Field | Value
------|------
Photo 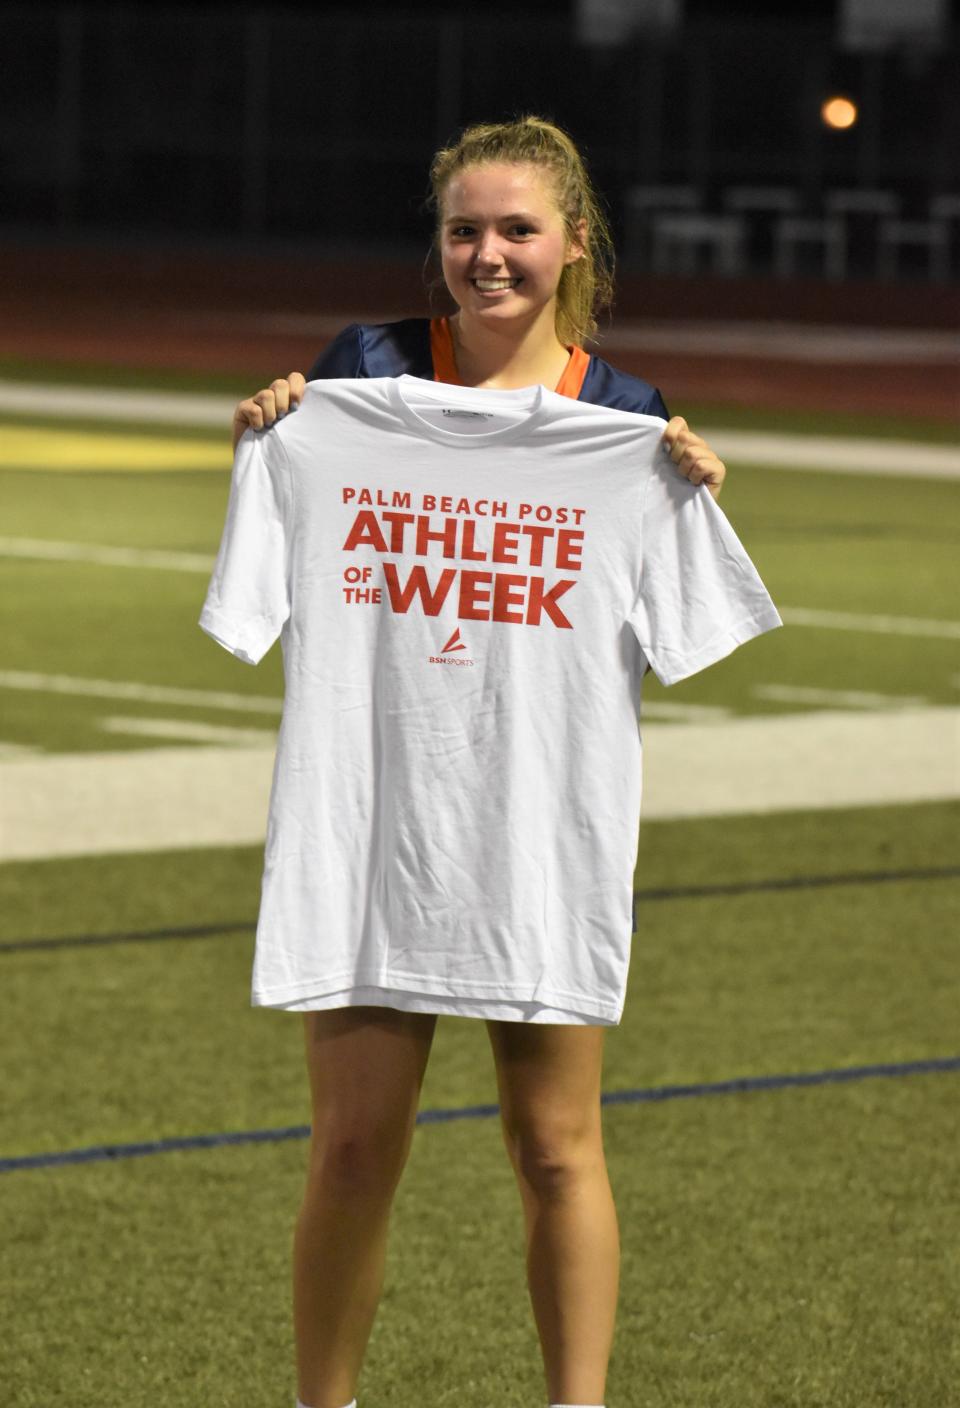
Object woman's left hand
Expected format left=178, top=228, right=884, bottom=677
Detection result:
left=660, top=417, right=726, bottom=501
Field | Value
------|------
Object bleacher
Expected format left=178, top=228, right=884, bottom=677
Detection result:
left=623, top=184, right=960, bottom=281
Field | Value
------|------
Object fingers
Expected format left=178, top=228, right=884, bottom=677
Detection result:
left=260, top=375, right=306, bottom=420
left=683, top=451, right=722, bottom=486
left=660, top=416, right=726, bottom=499
left=662, top=416, right=707, bottom=468
left=679, top=449, right=726, bottom=497
left=660, top=416, right=688, bottom=462
left=232, top=375, right=306, bottom=449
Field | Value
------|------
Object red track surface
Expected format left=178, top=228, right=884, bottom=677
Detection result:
left=3, top=241, right=958, bottom=421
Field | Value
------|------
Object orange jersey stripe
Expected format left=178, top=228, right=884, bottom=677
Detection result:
left=554, top=343, right=590, bottom=399
left=430, top=316, right=590, bottom=399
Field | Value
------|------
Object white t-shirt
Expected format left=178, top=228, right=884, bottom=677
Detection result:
left=199, top=374, right=781, bottom=1025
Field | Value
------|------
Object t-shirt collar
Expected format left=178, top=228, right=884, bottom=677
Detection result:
left=387, top=373, right=552, bottom=448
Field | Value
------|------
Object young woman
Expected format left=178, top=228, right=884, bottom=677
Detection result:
left=232, top=117, right=732, bottom=1408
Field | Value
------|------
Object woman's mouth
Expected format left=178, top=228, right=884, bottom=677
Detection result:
left=471, top=278, right=521, bottom=294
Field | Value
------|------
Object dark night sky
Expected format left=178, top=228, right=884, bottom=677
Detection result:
left=4, top=0, right=848, bottom=13
left=18, top=0, right=960, bottom=20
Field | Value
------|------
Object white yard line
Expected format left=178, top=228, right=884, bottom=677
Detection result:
left=4, top=538, right=960, bottom=639
left=693, top=431, right=960, bottom=478
left=97, top=716, right=278, bottom=746
left=0, top=671, right=940, bottom=728
left=640, top=706, right=960, bottom=821
left=0, top=742, right=44, bottom=760
left=0, top=669, right=280, bottom=714
left=0, top=672, right=725, bottom=730
left=1, top=380, right=958, bottom=477
left=0, top=537, right=215, bottom=572
left=0, top=382, right=232, bottom=427
left=1, top=706, right=957, bottom=861
left=752, top=685, right=930, bottom=710
left=777, top=607, right=960, bottom=640
left=637, top=701, right=732, bottom=722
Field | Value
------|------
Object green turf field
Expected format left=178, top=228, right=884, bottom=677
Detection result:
left=1, top=365, right=958, bottom=1408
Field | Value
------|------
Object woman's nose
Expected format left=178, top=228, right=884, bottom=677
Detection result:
left=474, top=233, right=506, bottom=266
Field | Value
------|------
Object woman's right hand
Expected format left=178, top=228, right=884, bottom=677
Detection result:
left=232, top=372, right=306, bottom=451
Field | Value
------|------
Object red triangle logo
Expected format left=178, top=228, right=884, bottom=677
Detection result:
left=440, top=627, right=467, bottom=654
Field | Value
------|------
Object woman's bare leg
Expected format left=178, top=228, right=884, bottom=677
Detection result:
left=487, top=1019, right=614, bottom=1405
left=293, top=1005, right=438, bottom=1407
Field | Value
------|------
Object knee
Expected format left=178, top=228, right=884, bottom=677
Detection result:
left=309, top=1121, right=412, bottom=1194
left=506, top=1121, right=606, bottom=1192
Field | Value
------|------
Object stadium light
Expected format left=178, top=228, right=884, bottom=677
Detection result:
left=821, top=96, right=859, bottom=130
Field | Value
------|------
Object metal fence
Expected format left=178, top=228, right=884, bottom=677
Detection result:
left=5, top=6, right=959, bottom=279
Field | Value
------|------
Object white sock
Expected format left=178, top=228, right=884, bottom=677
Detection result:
left=549, top=1403, right=605, bottom=1407
left=296, top=1399, right=356, bottom=1408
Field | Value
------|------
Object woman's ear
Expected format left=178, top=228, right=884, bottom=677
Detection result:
left=566, top=217, right=588, bottom=264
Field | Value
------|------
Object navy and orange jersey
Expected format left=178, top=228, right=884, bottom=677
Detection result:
left=304, top=316, right=670, bottom=419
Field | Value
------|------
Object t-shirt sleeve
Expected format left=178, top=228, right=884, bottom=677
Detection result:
left=628, top=457, right=782, bottom=687
left=305, top=323, right=364, bottom=381
left=198, top=427, right=293, bottom=666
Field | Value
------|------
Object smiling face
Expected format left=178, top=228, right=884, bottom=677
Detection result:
left=438, top=162, right=585, bottom=335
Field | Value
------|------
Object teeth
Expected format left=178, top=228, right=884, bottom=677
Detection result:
left=475, top=279, right=518, bottom=289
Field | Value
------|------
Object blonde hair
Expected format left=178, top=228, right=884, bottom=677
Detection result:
left=424, top=114, right=616, bottom=349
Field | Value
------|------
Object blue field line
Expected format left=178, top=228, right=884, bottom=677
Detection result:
left=2, top=1055, right=958, bottom=1176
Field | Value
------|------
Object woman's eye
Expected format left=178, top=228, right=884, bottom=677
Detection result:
left=449, top=225, right=534, bottom=237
